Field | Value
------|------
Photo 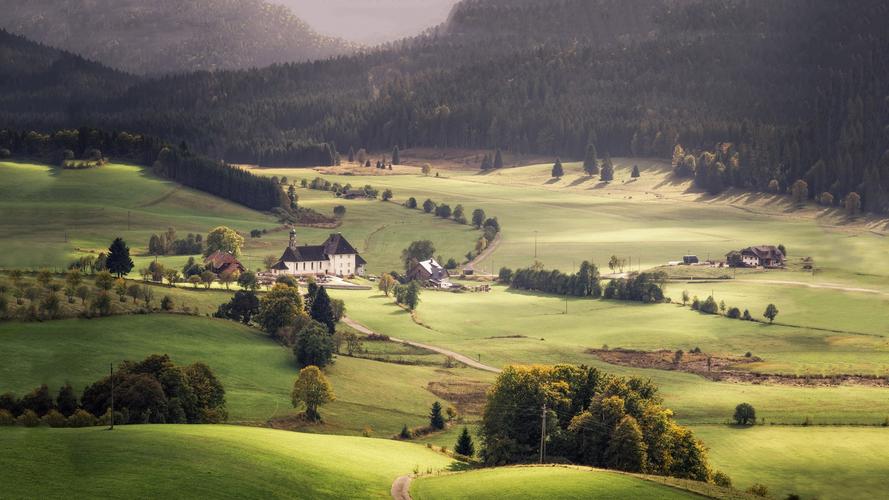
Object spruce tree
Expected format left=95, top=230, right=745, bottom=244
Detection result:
left=348, top=147, right=355, bottom=163
left=551, top=158, right=564, bottom=178
left=600, top=156, right=614, bottom=182
left=480, top=154, right=492, bottom=171
left=455, top=426, right=475, bottom=457
left=583, top=143, right=599, bottom=176
left=392, top=145, right=401, bottom=165
left=106, top=238, right=134, bottom=277
left=429, top=401, right=445, bottom=430
left=493, top=148, right=504, bottom=169
left=631, top=165, right=640, bottom=178
left=310, top=286, right=336, bottom=333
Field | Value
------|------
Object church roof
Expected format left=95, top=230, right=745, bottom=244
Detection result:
left=278, top=233, right=364, bottom=264
left=323, top=233, right=358, bottom=256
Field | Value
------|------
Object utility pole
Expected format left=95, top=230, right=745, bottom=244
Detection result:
left=109, top=363, right=115, bottom=431
left=539, top=403, right=547, bottom=464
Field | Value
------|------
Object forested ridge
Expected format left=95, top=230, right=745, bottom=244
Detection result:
left=0, top=0, right=355, bottom=75
left=1, top=0, right=888, bottom=211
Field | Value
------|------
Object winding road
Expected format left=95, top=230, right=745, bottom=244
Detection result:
left=341, top=317, right=501, bottom=373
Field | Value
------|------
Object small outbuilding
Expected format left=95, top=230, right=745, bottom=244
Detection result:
left=204, top=251, right=246, bottom=275
left=682, top=255, right=700, bottom=265
left=407, top=258, right=450, bottom=284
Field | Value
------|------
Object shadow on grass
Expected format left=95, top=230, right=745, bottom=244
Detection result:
left=446, top=461, right=479, bottom=472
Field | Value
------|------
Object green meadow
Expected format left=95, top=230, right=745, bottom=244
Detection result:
left=0, top=425, right=454, bottom=499
left=694, top=425, right=889, bottom=500
left=0, top=315, right=492, bottom=435
left=0, top=161, right=477, bottom=274
left=411, top=466, right=702, bottom=500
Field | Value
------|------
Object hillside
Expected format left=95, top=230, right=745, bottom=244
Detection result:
left=0, top=0, right=354, bottom=75
left=0, top=425, right=453, bottom=499
left=2, top=0, right=887, bottom=212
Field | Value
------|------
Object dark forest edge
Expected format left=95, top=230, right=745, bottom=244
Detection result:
left=0, top=128, right=288, bottom=212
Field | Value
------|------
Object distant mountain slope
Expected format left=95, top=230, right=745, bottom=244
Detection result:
left=0, top=0, right=356, bottom=74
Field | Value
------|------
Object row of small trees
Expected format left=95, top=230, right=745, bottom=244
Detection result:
left=682, top=291, right=779, bottom=323
left=403, top=201, right=501, bottom=260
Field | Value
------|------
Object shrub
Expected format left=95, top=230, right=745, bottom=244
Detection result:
left=67, top=409, right=97, bottom=428
left=42, top=409, right=67, bottom=427
left=734, top=403, right=756, bottom=425
left=399, top=424, right=412, bottom=439
left=161, top=295, right=174, bottom=311
left=726, top=307, right=741, bottom=319
left=17, top=409, right=40, bottom=427
left=747, top=483, right=769, bottom=497
left=712, top=470, right=732, bottom=487
left=0, top=409, right=14, bottom=426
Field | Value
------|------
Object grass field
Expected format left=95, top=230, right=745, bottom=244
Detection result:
left=411, top=466, right=702, bottom=500
left=0, top=315, right=493, bottom=434
left=0, top=161, right=477, bottom=274
left=0, top=425, right=454, bottom=499
left=332, top=287, right=889, bottom=424
left=694, top=425, right=889, bottom=499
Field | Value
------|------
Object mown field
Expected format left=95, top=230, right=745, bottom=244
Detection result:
left=0, top=161, right=477, bottom=274
left=0, top=425, right=454, bottom=499
left=411, top=466, right=704, bottom=500
left=0, top=314, right=492, bottom=435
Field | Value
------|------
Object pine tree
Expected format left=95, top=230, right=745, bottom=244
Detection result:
left=429, top=401, right=445, bottom=430
left=347, top=147, right=355, bottom=163
left=480, top=154, right=492, bottom=171
left=392, top=145, right=401, bottom=165
left=551, top=158, right=564, bottom=178
left=583, top=143, right=599, bottom=176
left=455, top=426, right=475, bottom=457
left=106, top=237, right=134, bottom=277
left=310, top=286, right=336, bottom=333
left=493, top=148, right=504, bottom=169
left=631, top=165, right=640, bottom=178
left=600, top=156, right=614, bottom=182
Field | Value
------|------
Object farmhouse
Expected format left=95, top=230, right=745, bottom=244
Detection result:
left=730, top=245, right=786, bottom=268
left=407, top=258, right=450, bottom=285
left=271, top=229, right=366, bottom=277
left=204, top=251, right=245, bottom=275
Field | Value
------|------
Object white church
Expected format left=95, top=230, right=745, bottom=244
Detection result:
left=271, top=229, right=366, bottom=277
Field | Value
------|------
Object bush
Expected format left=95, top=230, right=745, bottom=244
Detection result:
left=0, top=409, right=14, bottom=426
left=42, top=409, right=67, bottom=427
left=747, top=483, right=769, bottom=497
left=17, top=409, right=40, bottom=427
left=733, top=402, right=756, bottom=425
left=712, top=470, right=732, bottom=487
left=726, top=307, right=741, bottom=319
left=161, top=295, right=174, bottom=311
left=67, top=409, right=97, bottom=428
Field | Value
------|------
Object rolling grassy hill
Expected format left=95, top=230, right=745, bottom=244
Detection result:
left=411, top=466, right=706, bottom=500
left=0, top=425, right=454, bottom=499
left=0, top=314, right=493, bottom=434
left=0, top=161, right=478, bottom=274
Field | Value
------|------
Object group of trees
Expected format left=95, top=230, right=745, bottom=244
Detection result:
left=603, top=272, right=668, bottom=303
left=0, top=354, right=226, bottom=426
left=479, top=149, right=504, bottom=171
left=148, top=228, right=203, bottom=256
left=217, top=279, right=344, bottom=368
left=480, top=365, right=717, bottom=482
left=505, top=261, right=602, bottom=298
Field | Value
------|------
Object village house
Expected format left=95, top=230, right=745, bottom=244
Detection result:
left=407, top=258, right=450, bottom=286
left=271, top=229, right=366, bottom=277
left=203, top=251, right=246, bottom=275
left=729, top=245, right=786, bottom=268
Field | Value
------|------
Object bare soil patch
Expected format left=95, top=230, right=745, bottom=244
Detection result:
left=588, top=348, right=889, bottom=388
left=427, top=379, right=490, bottom=416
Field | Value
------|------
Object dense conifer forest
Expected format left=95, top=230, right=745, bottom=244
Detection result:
left=1, top=0, right=888, bottom=211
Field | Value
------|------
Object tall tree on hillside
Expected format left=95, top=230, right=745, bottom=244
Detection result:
left=471, top=209, right=486, bottom=229
left=583, top=143, right=599, bottom=176
left=392, top=145, right=401, bottom=165
left=429, top=401, right=445, bottom=430
left=480, top=154, right=492, bottom=171
left=402, top=240, right=436, bottom=272
left=551, top=158, right=564, bottom=178
left=347, top=147, right=355, bottom=163
left=455, top=426, right=475, bottom=457
left=631, top=165, right=640, bottom=178
left=291, top=366, right=335, bottom=422
left=205, top=226, right=244, bottom=257
left=494, top=148, right=504, bottom=169
left=288, top=185, right=298, bottom=210
left=310, top=286, right=336, bottom=334
left=106, top=238, right=134, bottom=278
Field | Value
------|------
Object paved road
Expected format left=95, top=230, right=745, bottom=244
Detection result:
left=342, top=317, right=501, bottom=373
left=391, top=475, right=412, bottom=500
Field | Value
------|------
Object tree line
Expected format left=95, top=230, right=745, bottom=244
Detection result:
left=0, top=354, right=226, bottom=426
